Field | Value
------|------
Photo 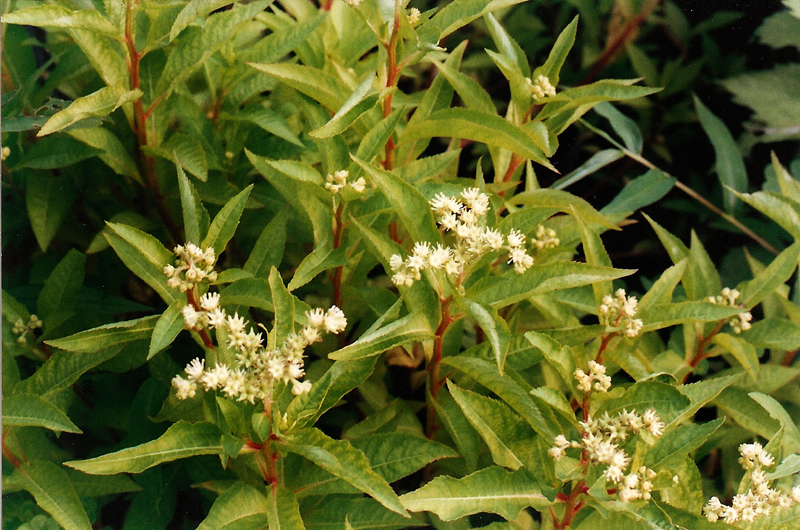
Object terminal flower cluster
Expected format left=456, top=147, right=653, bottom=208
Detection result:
left=12, top=314, right=42, bottom=345
left=708, top=287, right=753, bottom=334
left=574, top=360, right=611, bottom=393
left=600, top=288, right=643, bottom=338
left=325, top=169, right=366, bottom=195
left=528, top=74, right=557, bottom=102
left=389, top=188, right=556, bottom=286
left=163, top=243, right=217, bottom=292
left=704, top=442, right=800, bottom=523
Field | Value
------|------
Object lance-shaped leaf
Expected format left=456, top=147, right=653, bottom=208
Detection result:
left=176, top=158, right=210, bottom=245
left=598, top=380, right=689, bottom=425
left=281, top=427, right=407, bottom=516
left=267, top=486, right=305, bottom=530
left=468, top=262, right=634, bottom=308
left=734, top=190, right=800, bottom=239
left=737, top=242, right=800, bottom=309
left=3, top=393, right=81, bottom=433
left=644, top=418, right=723, bottom=471
left=3, top=5, right=120, bottom=38
left=602, top=169, right=676, bottom=216
left=766, top=454, right=800, bottom=482
left=432, top=386, right=481, bottom=473
left=64, top=469, right=141, bottom=497
left=269, top=267, right=295, bottom=345
left=745, top=319, right=800, bottom=351
left=66, top=421, right=224, bottom=475
left=330, top=312, right=433, bottom=361
left=638, top=259, right=687, bottom=312
left=442, top=356, right=554, bottom=439
left=749, top=392, right=800, bottom=453
left=148, top=301, right=185, bottom=359
left=13, top=348, right=121, bottom=399
left=201, top=184, right=253, bottom=255
left=459, top=298, right=511, bottom=374
left=25, top=172, right=78, bottom=251
left=105, top=222, right=177, bottom=304
left=244, top=212, right=288, bottom=279
left=7, top=460, right=92, bottom=530
left=170, top=0, right=235, bottom=41
left=533, top=16, right=578, bottom=87
left=37, top=248, right=85, bottom=321
left=354, top=433, right=458, bottom=483
left=311, top=74, right=378, bottom=138
left=550, top=149, right=624, bottom=190
left=432, top=58, right=495, bottom=114
left=248, top=62, right=347, bottom=111
left=448, top=382, right=534, bottom=470
left=304, top=498, right=423, bottom=530
left=287, top=244, right=346, bottom=292
left=156, top=0, right=273, bottom=99
left=47, top=315, right=159, bottom=352
left=712, top=333, right=759, bottom=382
left=401, top=108, right=555, bottom=170
left=225, top=107, right=304, bottom=147
left=352, top=157, right=440, bottom=245
left=639, top=301, right=743, bottom=332
left=68, top=127, right=141, bottom=183
left=196, top=482, right=269, bottom=530
left=350, top=106, right=406, bottom=171
left=594, top=101, right=643, bottom=154
left=38, top=84, right=141, bottom=136
left=400, top=466, right=548, bottom=521
left=510, top=188, right=619, bottom=230
left=669, top=373, right=742, bottom=429
left=421, top=0, right=525, bottom=41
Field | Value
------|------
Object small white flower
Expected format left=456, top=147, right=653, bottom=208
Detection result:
left=324, top=306, right=347, bottom=334
left=200, top=292, right=220, bottom=311
left=185, top=358, right=205, bottom=381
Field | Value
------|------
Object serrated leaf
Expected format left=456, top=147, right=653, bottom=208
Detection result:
left=248, top=62, right=347, bottom=111
left=170, top=0, right=233, bottom=41
left=105, top=222, right=177, bottom=304
left=3, top=5, right=119, bottom=38
left=46, top=315, right=158, bottom=352
left=459, top=299, right=511, bottom=374
left=244, top=212, right=288, bottom=278
left=352, top=433, right=458, bottom=483
left=712, top=333, right=759, bottom=382
left=282, top=428, right=407, bottom=516
left=161, top=133, right=208, bottom=182
left=602, top=169, right=676, bottom=216
left=721, top=64, right=800, bottom=137
left=421, top=0, right=525, bottom=41
left=269, top=267, right=295, bottom=345
left=14, top=347, right=120, bottom=400
left=3, top=393, right=81, bottom=433
left=749, top=392, right=800, bottom=453
left=329, top=312, right=433, bottom=361
left=598, top=380, right=689, bottom=425
left=68, top=127, right=141, bottom=183
left=714, top=387, right=780, bottom=440
left=17, top=135, right=102, bottom=170
left=432, top=58, right=495, bottom=114
left=638, top=259, right=687, bottom=312
left=148, top=301, right=185, bottom=359
left=10, top=460, right=92, bottom=530
left=639, top=301, right=743, bottom=332
left=744, top=319, right=800, bottom=351
left=468, top=262, right=634, bottom=308
left=433, top=386, right=480, bottom=473
left=65, top=421, right=224, bottom=475
left=287, top=244, right=346, bottom=292
left=400, top=466, right=547, bottom=521
left=196, top=482, right=269, bottom=530
left=766, top=454, right=800, bottom=481
left=443, top=356, right=554, bottom=439
left=267, top=486, right=305, bottom=530
left=201, top=184, right=253, bottom=255
left=25, top=173, right=78, bottom=252
left=738, top=242, right=800, bottom=309
left=401, top=108, right=555, bottom=170
left=533, top=15, right=577, bottom=87
left=304, top=497, right=422, bottom=530
left=37, top=249, right=85, bottom=321
left=176, top=158, right=211, bottom=245
left=734, top=190, right=800, bottom=239
left=644, top=418, right=723, bottom=470
left=38, top=84, right=141, bottom=136
left=227, top=107, right=304, bottom=147
left=510, top=188, right=619, bottom=230
left=311, top=74, right=378, bottom=138
left=669, top=374, right=742, bottom=429
left=351, top=105, right=406, bottom=169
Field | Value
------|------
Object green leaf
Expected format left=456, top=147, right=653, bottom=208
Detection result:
left=269, top=267, right=295, bottom=345
left=443, top=356, right=554, bottom=439
left=352, top=157, right=440, bottom=244
left=534, top=15, right=578, bottom=87
left=448, top=382, right=532, bottom=470
left=157, top=0, right=273, bottom=100
left=574, top=211, right=612, bottom=306
left=38, top=85, right=141, bottom=136
left=638, top=259, right=687, bottom=312
left=161, top=133, right=208, bottom=182
left=220, top=277, right=273, bottom=311
left=433, top=386, right=481, bottom=473
left=17, top=135, right=102, bottom=170
left=738, top=242, right=800, bottom=309
left=46, top=315, right=159, bottom=352
left=105, top=222, right=177, bottom=304
left=201, top=184, right=253, bottom=255
left=749, top=392, right=800, bottom=453
left=148, top=301, right=185, bottom=359
left=484, top=13, right=529, bottom=77
left=639, top=301, right=743, bottom=332
left=2, top=5, right=119, bottom=38
left=196, top=482, right=269, bottom=530
left=267, top=486, right=305, bottom=530
left=65, top=421, right=224, bottom=475
left=715, top=387, right=780, bottom=440
left=400, top=466, right=548, bottom=521
left=3, top=393, right=81, bottom=433
left=510, top=189, right=619, bottom=230
left=37, top=249, right=85, bottom=321
left=550, top=149, right=624, bottom=190
left=593, top=101, right=643, bottom=154
left=432, top=58, right=496, bottom=114
left=468, top=262, right=634, bottom=308
left=287, top=244, right=346, bottom=292
left=281, top=427, right=407, bottom=516
left=744, top=318, right=800, bottom=351
left=644, top=418, right=723, bottom=470
left=304, top=498, right=421, bottom=530
left=176, top=158, right=211, bottom=245
left=248, top=62, right=347, bottom=112
left=735, top=190, right=800, bottom=239
left=458, top=299, right=511, bottom=374
left=602, top=170, right=676, bottom=216
left=766, top=454, right=800, bottom=481
left=329, top=312, right=433, bottom=361
left=353, top=433, right=458, bottom=483
left=170, top=0, right=234, bottom=41
left=310, top=74, right=378, bottom=138
left=598, top=380, right=690, bottom=425
left=9, top=460, right=92, bottom=530
left=68, top=127, right=141, bottom=183
left=422, top=0, right=525, bottom=40
left=671, top=373, right=742, bottom=428
left=401, top=108, right=555, bottom=170
left=25, top=173, right=78, bottom=251
left=244, top=212, right=288, bottom=278
left=226, top=107, right=304, bottom=147
left=13, top=348, right=121, bottom=399
left=239, top=12, right=326, bottom=65
left=712, top=333, right=759, bottom=382
left=525, top=332, right=575, bottom=388
left=351, top=105, right=406, bottom=168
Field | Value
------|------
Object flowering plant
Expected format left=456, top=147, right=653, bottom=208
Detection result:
left=3, top=1, right=800, bottom=529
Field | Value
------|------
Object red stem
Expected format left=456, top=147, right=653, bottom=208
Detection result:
left=2, top=430, right=22, bottom=469
left=426, top=297, right=452, bottom=439
left=381, top=1, right=401, bottom=170
left=681, top=320, right=726, bottom=384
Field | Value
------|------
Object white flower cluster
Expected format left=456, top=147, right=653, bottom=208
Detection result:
left=172, top=299, right=347, bottom=403
left=704, top=442, right=800, bottom=524
left=708, top=287, right=753, bottom=334
left=549, top=406, right=665, bottom=499
left=528, top=74, right=557, bottom=102
left=163, top=243, right=217, bottom=292
left=1, top=146, right=11, bottom=161
left=407, top=7, right=420, bottom=25
left=12, top=314, right=42, bottom=345
left=325, top=170, right=366, bottom=195
left=389, top=188, right=553, bottom=286
left=575, top=360, right=612, bottom=393
left=600, top=289, right=643, bottom=338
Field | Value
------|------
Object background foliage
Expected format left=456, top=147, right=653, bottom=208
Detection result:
left=2, top=0, right=800, bottom=529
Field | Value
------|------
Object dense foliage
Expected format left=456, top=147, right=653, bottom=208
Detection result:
left=2, top=1, right=800, bottom=529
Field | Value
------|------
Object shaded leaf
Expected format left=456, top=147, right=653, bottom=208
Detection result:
left=3, top=393, right=81, bottom=433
